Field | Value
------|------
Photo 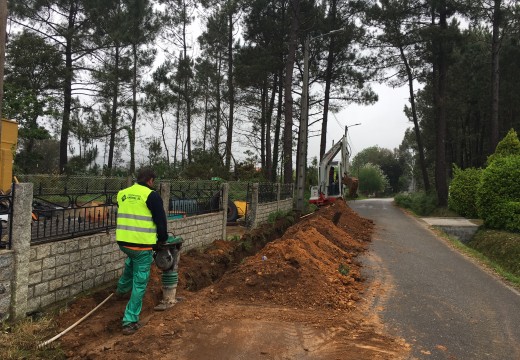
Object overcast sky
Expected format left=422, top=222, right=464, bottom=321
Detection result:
left=307, top=83, right=412, bottom=162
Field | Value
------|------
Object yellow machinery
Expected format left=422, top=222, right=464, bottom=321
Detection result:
left=0, top=119, right=17, bottom=192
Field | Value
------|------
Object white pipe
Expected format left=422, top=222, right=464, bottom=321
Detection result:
left=38, top=292, right=114, bottom=348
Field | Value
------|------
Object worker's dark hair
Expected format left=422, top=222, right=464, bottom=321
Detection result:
left=136, top=167, right=157, bottom=183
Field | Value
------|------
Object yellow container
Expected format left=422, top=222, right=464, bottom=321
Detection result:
left=234, top=200, right=247, bottom=217
left=1, top=119, right=18, bottom=192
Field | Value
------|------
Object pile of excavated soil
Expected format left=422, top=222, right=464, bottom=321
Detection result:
left=52, top=199, right=409, bottom=360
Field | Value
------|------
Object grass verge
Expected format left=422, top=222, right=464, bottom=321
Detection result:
left=0, top=317, right=65, bottom=360
left=434, top=228, right=520, bottom=289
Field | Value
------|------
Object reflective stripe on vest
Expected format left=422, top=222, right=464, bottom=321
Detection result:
left=116, top=183, right=157, bottom=245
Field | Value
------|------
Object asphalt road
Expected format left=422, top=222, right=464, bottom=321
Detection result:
left=351, top=198, right=520, bottom=360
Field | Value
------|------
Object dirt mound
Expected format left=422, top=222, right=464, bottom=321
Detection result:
left=210, top=218, right=364, bottom=310
left=53, top=199, right=408, bottom=359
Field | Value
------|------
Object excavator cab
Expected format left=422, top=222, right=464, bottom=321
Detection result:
left=309, top=126, right=358, bottom=206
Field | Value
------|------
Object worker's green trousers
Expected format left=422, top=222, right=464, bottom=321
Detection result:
left=116, top=246, right=154, bottom=325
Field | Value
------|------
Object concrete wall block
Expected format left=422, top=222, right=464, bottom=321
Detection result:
left=95, top=266, right=106, bottom=276
left=42, top=268, right=56, bottom=282
left=92, top=255, right=101, bottom=267
left=27, top=297, right=41, bottom=312
left=81, top=248, right=92, bottom=259
left=52, top=242, right=66, bottom=255
left=81, top=258, right=92, bottom=270
left=56, top=264, right=70, bottom=278
left=34, top=282, right=48, bottom=297
left=28, top=272, right=42, bottom=286
left=0, top=292, right=10, bottom=314
left=101, top=244, right=113, bottom=254
left=70, top=261, right=81, bottom=273
left=79, top=239, right=90, bottom=250
left=91, top=246, right=102, bottom=257
left=83, top=278, right=94, bottom=290
left=74, top=271, right=85, bottom=283
left=49, top=278, right=63, bottom=292
left=102, top=234, right=113, bottom=245
left=29, top=259, right=42, bottom=274
left=25, top=286, right=34, bottom=300
left=62, top=274, right=75, bottom=287
left=0, top=252, right=13, bottom=271
left=0, top=281, right=9, bottom=295
left=70, top=251, right=81, bottom=264
left=101, top=253, right=111, bottom=264
left=71, top=282, right=83, bottom=297
left=65, top=241, right=79, bottom=253
left=41, top=292, right=56, bottom=308
left=56, top=254, right=70, bottom=266
left=42, top=256, right=56, bottom=270
left=85, top=269, right=96, bottom=280
left=56, top=288, right=70, bottom=302
left=94, top=275, right=104, bottom=287
left=30, top=248, right=37, bottom=261
left=90, top=237, right=101, bottom=248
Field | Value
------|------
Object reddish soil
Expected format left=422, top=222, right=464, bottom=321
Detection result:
left=56, top=199, right=409, bottom=359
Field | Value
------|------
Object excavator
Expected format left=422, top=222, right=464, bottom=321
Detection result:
left=309, top=126, right=358, bottom=206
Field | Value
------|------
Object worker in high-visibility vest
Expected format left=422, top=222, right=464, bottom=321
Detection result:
left=115, top=167, right=168, bottom=335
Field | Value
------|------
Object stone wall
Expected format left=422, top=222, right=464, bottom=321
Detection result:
left=168, top=211, right=225, bottom=252
left=0, top=251, right=14, bottom=321
left=25, top=210, right=225, bottom=313
left=27, top=233, right=124, bottom=313
left=3, top=181, right=291, bottom=321
left=255, top=198, right=293, bottom=225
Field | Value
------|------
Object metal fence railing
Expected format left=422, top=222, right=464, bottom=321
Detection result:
left=25, top=176, right=126, bottom=244
left=168, top=180, right=222, bottom=217
left=7, top=176, right=293, bottom=244
left=0, top=186, right=14, bottom=249
left=280, top=183, right=294, bottom=200
left=258, top=183, right=277, bottom=203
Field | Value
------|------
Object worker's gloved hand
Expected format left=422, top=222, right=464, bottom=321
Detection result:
left=152, top=241, right=166, bottom=251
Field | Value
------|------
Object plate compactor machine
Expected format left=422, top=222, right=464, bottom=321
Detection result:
left=153, top=234, right=183, bottom=311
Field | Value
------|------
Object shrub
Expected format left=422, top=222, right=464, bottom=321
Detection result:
left=448, top=166, right=482, bottom=218
left=486, top=128, right=520, bottom=165
left=394, top=191, right=437, bottom=216
left=476, top=155, right=520, bottom=232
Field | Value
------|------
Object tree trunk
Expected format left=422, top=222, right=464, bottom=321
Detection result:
left=399, top=45, right=430, bottom=192
left=260, top=80, right=267, bottom=172
left=265, top=74, right=277, bottom=181
left=130, top=43, right=138, bottom=174
left=272, top=68, right=283, bottom=182
left=107, top=44, right=120, bottom=176
left=160, top=111, right=170, bottom=165
left=174, top=98, right=180, bottom=169
left=215, top=55, right=222, bottom=155
left=59, top=3, right=77, bottom=173
left=490, top=0, right=501, bottom=153
left=320, top=0, right=337, bottom=162
left=225, top=11, right=235, bottom=172
left=283, top=0, right=300, bottom=184
left=433, top=6, right=448, bottom=206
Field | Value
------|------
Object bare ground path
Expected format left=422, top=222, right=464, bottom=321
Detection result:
left=353, top=198, right=520, bottom=360
left=56, top=200, right=410, bottom=359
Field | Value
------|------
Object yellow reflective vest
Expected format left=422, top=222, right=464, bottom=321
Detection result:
left=116, top=183, right=157, bottom=246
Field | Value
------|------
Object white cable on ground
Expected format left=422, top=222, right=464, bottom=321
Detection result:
left=38, top=292, right=114, bottom=349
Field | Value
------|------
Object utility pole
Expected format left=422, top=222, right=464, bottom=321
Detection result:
left=295, top=29, right=345, bottom=212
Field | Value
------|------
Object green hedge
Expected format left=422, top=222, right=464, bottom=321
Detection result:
left=448, top=166, right=481, bottom=218
left=469, top=230, right=520, bottom=277
left=476, top=155, right=520, bottom=232
left=394, top=191, right=437, bottom=216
